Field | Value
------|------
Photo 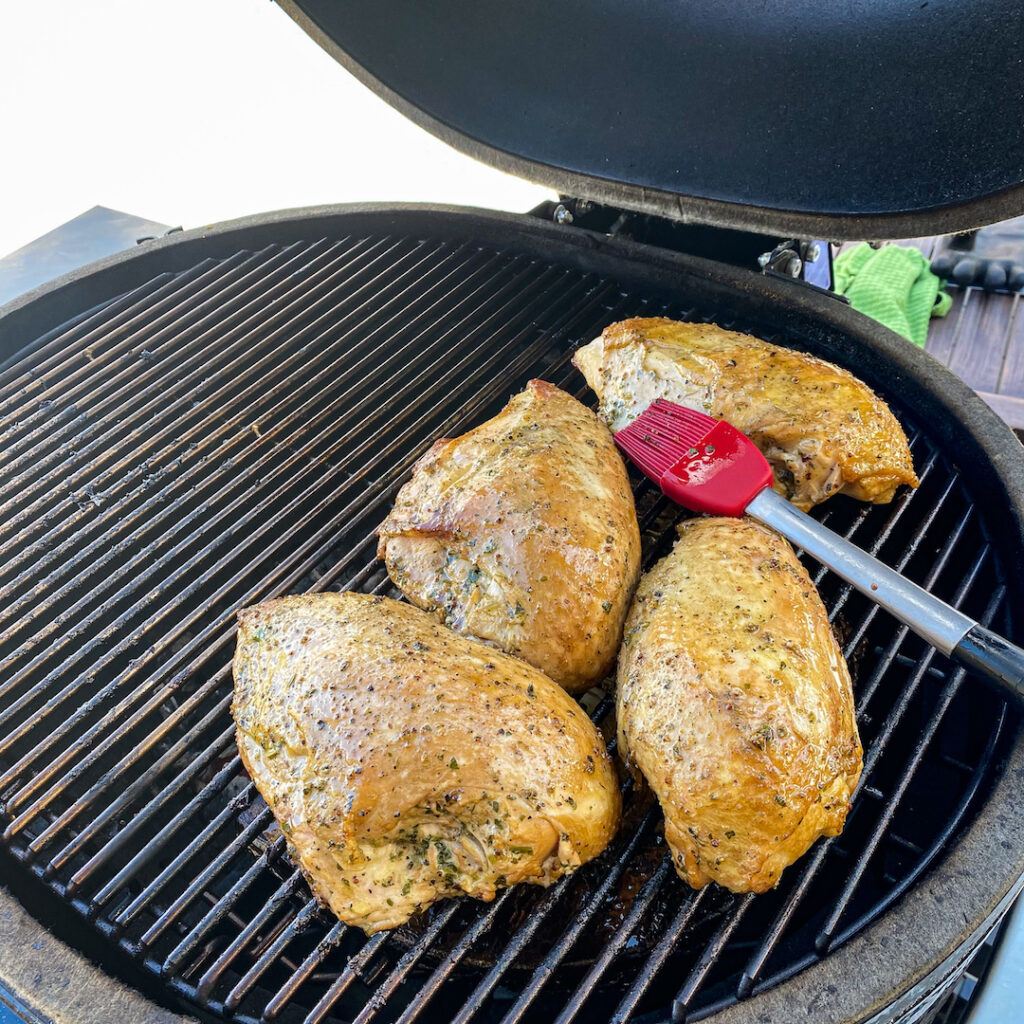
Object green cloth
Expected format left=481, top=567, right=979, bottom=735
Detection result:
left=833, top=243, right=952, bottom=348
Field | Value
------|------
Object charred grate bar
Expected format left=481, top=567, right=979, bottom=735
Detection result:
left=0, top=226, right=1018, bottom=1024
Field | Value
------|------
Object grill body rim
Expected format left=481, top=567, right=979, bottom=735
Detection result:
left=1, top=201, right=1023, bottom=1024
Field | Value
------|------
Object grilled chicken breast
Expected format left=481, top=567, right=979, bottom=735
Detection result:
left=232, top=592, right=621, bottom=933
left=574, top=317, right=918, bottom=510
left=377, top=380, right=641, bottom=692
left=617, top=518, right=862, bottom=893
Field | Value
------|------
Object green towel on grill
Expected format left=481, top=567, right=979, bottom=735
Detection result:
left=833, top=243, right=952, bottom=348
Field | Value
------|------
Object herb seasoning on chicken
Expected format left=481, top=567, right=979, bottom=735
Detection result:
left=377, top=379, right=641, bottom=692
left=232, top=593, right=621, bottom=933
left=617, top=518, right=862, bottom=893
left=574, top=317, right=918, bottom=510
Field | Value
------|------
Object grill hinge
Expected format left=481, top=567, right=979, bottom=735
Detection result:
left=534, top=198, right=846, bottom=300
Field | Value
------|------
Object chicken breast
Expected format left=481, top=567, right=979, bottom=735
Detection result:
left=377, top=379, right=641, bottom=693
left=232, top=592, right=621, bottom=933
left=573, top=317, right=918, bottom=510
left=617, top=518, right=862, bottom=893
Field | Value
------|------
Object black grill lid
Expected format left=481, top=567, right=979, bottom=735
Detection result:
left=279, top=0, right=1024, bottom=239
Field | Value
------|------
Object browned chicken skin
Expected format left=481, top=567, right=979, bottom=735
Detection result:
left=377, top=380, right=642, bottom=692
left=573, top=317, right=918, bottom=510
left=232, top=593, right=621, bottom=933
left=617, top=518, right=862, bottom=893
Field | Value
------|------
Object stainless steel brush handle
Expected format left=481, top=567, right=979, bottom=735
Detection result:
left=747, top=487, right=1024, bottom=700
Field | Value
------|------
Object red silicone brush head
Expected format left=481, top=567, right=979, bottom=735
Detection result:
left=614, top=400, right=773, bottom=517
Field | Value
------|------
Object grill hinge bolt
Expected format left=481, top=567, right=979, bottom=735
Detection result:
left=759, top=241, right=804, bottom=279
left=553, top=204, right=575, bottom=226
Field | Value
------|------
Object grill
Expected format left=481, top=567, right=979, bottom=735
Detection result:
left=1, top=206, right=1023, bottom=1024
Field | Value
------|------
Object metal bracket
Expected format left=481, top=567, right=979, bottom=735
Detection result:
left=758, top=238, right=847, bottom=301
left=757, top=239, right=824, bottom=279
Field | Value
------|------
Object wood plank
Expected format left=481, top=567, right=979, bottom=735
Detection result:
left=947, top=289, right=1017, bottom=392
left=925, top=286, right=973, bottom=366
left=923, top=288, right=963, bottom=362
left=892, top=236, right=942, bottom=260
left=976, top=390, right=1024, bottom=430
left=995, top=294, right=1024, bottom=397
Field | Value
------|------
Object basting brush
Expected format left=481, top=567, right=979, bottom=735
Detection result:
left=615, top=399, right=1024, bottom=700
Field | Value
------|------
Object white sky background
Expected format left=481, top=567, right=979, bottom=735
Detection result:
left=0, top=0, right=553, bottom=257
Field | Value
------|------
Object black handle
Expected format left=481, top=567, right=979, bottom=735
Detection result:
left=930, top=253, right=1024, bottom=293
left=952, top=625, right=1024, bottom=702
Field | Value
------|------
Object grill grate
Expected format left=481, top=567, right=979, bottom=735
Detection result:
left=0, top=229, right=1017, bottom=1024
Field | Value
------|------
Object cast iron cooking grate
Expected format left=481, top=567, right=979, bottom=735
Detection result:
left=0, top=231, right=1016, bottom=1024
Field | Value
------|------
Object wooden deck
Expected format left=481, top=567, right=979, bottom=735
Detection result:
left=868, top=235, right=1024, bottom=431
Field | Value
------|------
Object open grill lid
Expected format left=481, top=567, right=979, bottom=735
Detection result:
left=279, top=0, right=1024, bottom=240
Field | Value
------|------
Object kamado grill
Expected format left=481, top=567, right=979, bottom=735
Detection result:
left=3, top=3, right=1024, bottom=1023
